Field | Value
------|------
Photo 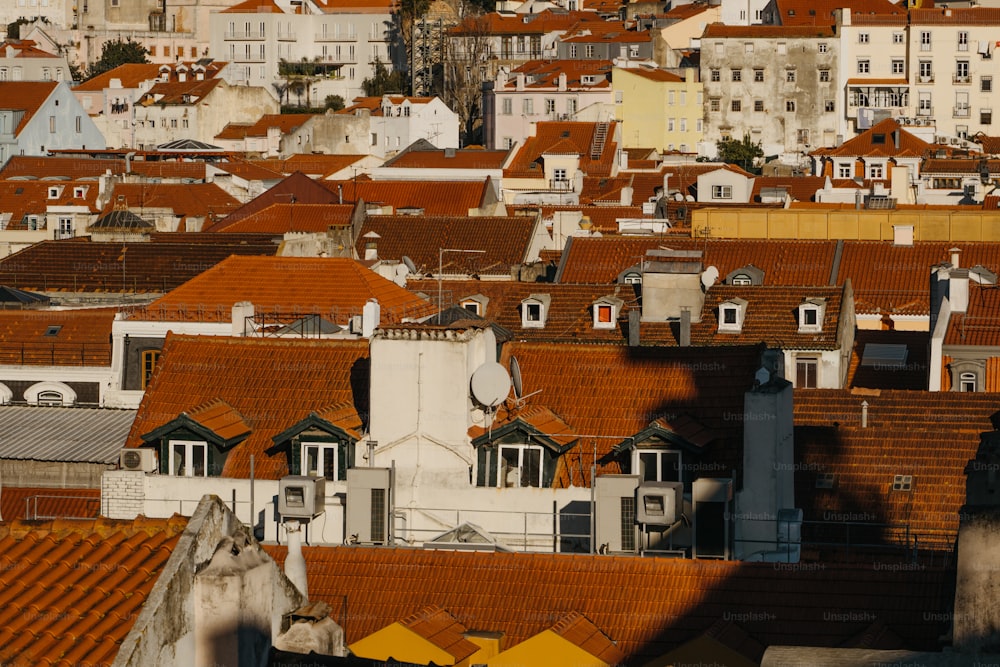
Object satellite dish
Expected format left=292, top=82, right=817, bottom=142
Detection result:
left=402, top=256, right=417, bottom=274
left=510, top=356, right=523, bottom=399
left=674, top=192, right=684, bottom=202
left=701, top=265, right=720, bottom=290
left=470, top=362, right=511, bottom=408
left=483, top=327, right=497, bottom=363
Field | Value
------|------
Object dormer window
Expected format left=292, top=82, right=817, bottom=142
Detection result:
left=47, top=186, right=62, bottom=199
left=592, top=296, right=623, bottom=330
left=459, top=294, right=489, bottom=317
left=718, top=297, right=747, bottom=333
left=521, top=294, right=550, bottom=328
left=798, top=298, right=826, bottom=333
left=73, top=186, right=87, bottom=198
left=726, top=264, right=764, bottom=285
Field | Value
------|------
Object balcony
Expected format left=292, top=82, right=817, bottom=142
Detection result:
left=953, top=74, right=971, bottom=84
left=918, top=75, right=934, bottom=83
left=224, top=31, right=265, bottom=40
left=549, top=179, right=572, bottom=191
left=277, top=31, right=296, bottom=41
left=917, top=106, right=934, bottom=116
left=954, top=106, right=971, bottom=118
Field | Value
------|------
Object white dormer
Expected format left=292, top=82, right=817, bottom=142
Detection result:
left=798, top=297, right=826, bottom=333
left=592, top=295, right=623, bottom=329
left=73, top=185, right=88, bottom=198
left=718, top=297, right=747, bottom=333
left=47, top=185, right=63, bottom=199
left=521, top=293, right=551, bottom=328
left=460, top=294, right=489, bottom=317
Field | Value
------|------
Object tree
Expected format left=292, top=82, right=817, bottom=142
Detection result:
left=362, top=57, right=406, bottom=96
left=716, top=134, right=764, bottom=173
left=86, top=38, right=149, bottom=81
left=325, top=95, right=345, bottom=111
left=443, top=13, right=492, bottom=146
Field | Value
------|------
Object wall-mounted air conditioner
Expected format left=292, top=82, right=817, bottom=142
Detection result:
left=636, top=481, right=684, bottom=525
left=120, top=448, right=157, bottom=472
left=278, top=475, right=326, bottom=519
left=346, top=467, right=393, bottom=545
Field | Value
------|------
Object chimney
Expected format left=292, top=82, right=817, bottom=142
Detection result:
left=557, top=72, right=567, bottom=91
left=284, top=520, right=309, bottom=600
left=679, top=308, right=691, bottom=346
left=951, top=247, right=961, bottom=268
left=361, top=298, right=380, bottom=338
left=639, top=248, right=706, bottom=323
left=861, top=400, right=868, bottom=428
left=628, top=309, right=640, bottom=346
left=516, top=73, right=525, bottom=91
left=620, top=185, right=633, bottom=206
left=363, top=231, right=380, bottom=261
left=232, top=301, right=254, bottom=337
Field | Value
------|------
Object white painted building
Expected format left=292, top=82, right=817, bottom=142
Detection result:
left=0, top=81, right=105, bottom=162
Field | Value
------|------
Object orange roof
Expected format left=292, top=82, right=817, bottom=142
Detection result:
left=341, top=96, right=435, bottom=115
left=549, top=612, right=625, bottom=664
left=215, top=113, right=315, bottom=140
left=974, top=135, right=1000, bottom=155
left=0, top=514, right=187, bottom=665
left=0, top=307, right=116, bottom=366
left=263, top=545, right=952, bottom=661
left=702, top=23, right=835, bottom=38
left=222, top=0, right=289, bottom=13
left=125, top=334, right=370, bottom=479
left=502, top=59, right=615, bottom=89
left=910, top=6, right=1000, bottom=24
left=662, top=3, right=711, bottom=20
left=357, top=215, right=538, bottom=278
left=188, top=398, right=252, bottom=443
left=399, top=606, right=480, bottom=662
left=211, top=160, right=285, bottom=181
left=0, top=39, right=59, bottom=58
left=505, top=122, right=618, bottom=179
left=795, top=389, right=1000, bottom=542
left=0, top=180, right=101, bottom=228
left=72, top=63, right=161, bottom=91
left=384, top=148, right=510, bottom=170
left=944, top=283, right=1000, bottom=346
left=770, top=0, right=904, bottom=26
left=0, top=81, right=57, bottom=134
left=326, top=179, right=493, bottom=216
left=208, top=172, right=345, bottom=231
left=847, top=329, right=929, bottom=390
left=315, top=0, right=396, bottom=12
left=207, top=203, right=354, bottom=234
left=104, top=182, right=240, bottom=221
left=751, top=175, right=826, bottom=203
left=561, top=23, right=653, bottom=43
left=138, top=78, right=221, bottom=106
left=617, top=66, right=684, bottom=83
left=0, top=487, right=100, bottom=521
left=133, top=256, right=436, bottom=324
left=249, top=154, right=367, bottom=179
left=0, top=155, right=207, bottom=180
left=812, top=119, right=930, bottom=159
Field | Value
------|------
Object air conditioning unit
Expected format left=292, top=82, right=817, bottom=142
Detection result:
left=278, top=475, right=326, bottom=519
left=120, top=448, right=157, bottom=472
left=594, top=475, right=640, bottom=554
left=636, top=481, right=684, bottom=525
left=346, top=467, right=393, bottom=544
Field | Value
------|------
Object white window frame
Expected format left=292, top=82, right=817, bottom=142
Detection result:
left=523, top=301, right=544, bottom=327
left=634, top=449, right=681, bottom=483
left=498, top=444, right=543, bottom=488
left=593, top=303, right=616, bottom=329
left=960, top=371, right=977, bottom=392
left=169, top=440, right=208, bottom=477
left=712, top=185, right=732, bottom=200
left=795, top=357, right=819, bottom=388
left=798, top=304, right=823, bottom=332
left=302, top=442, right=341, bottom=481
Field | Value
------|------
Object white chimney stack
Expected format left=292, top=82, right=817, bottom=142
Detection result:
left=284, top=520, right=308, bottom=601
left=861, top=400, right=868, bottom=428
left=951, top=247, right=961, bottom=268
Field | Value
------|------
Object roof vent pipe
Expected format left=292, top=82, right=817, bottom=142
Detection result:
left=861, top=400, right=869, bottom=428
left=679, top=308, right=691, bottom=347
left=951, top=247, right=961, bottom=269
left=284, top=520, right=308, bottom=601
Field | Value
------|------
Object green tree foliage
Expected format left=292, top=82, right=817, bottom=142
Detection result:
left=361, top=57, right=406, bottom=96
left=325, top=95, right=346, bottom=111
left=716, top=134, right=764, bottom=173
left=86, top=38, right=149, bottom=81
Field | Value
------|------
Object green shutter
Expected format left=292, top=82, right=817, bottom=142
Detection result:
left=290, top=437, right=301, bottom=475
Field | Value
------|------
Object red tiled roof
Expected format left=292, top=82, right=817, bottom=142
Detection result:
left=211, top=160, right=285, bottom=181
left=222, top=0, right=288, bottom=12
left=249, top=154, right=367, bottom=179
left=910, top=6, right=1000, bottom=24
left=469, top=404, right=578, bottom=446
left=974, top=135, right=1000, bottom=155
left=549, top=612, right=625, bottom=664
left=398, top=606, right=480, bottom=662
left=561, top=23, right=652, bottom=44
left=125, top=334, right=369, bottom=479
left=384, top=148, right=510, bottom=170
left=325, top=179, right=493, bottom=216
left=0, top=82, right=57, bottom=134
left=0, top=307, right=115, bottom=366
left=207, top=172, right=344, bottom=231
left=138, top=78, right=221, bottom=106
left=358, top=215, right=538, bottom=277
left=770, top=0, right=904, bottom=26
left=341, top=96, right=435, bottom=115
left=921, top=158, right=1000, bottom=175
left=103, top=182, right=241, bottom=221
left=0, top=39, right=59, bottom=58
left=505, top=122, right=618, bottom=179
left=944, top=283, right=1000, bottom=346
left=508, top=204, right=649, bottom=233
left=72, top=63, right=162, bottom=91
left=812, top=119, right=930, bottom=159
left=132, top=256, right=436, bottom=324
left=500, top=60, right=613, bottom=89
left=794, top=389, right=1000, bottom=544
left=702, top=24, right=835, bottom=38
left=206, top=203, right=354, bottom=234
left=556, top=237, right=838, bottom=285
left=0, top=155, right=208, bottom=180
left=215, top=114, right=315, bottom=141
left=0, top=180, right=100, bottom=228
left=617, top=66, right=684, bottom=83
left=264, top=545, right=952, bottom=661
left=0, top=234, right=280, bottom=293
left=0, top=514, right=187, bottom=665
left=188, top=398, right=252, bottom=443
left=847, top=330, right=929, bottom=390
left=751, top=176, right=825, bottom=203
left=662, top=3, right=711, bottom=20
left=0, top=487, right=101, bottom=521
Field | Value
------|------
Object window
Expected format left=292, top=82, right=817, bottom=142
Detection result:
left=623, top=272, right=641, bottom=285
left=777, top=42, right=786, bottom=55
left=680, top=118, right=687, bottom=132
left=545, top=98, right=555, bottom=114
left=956, top=60, right=970, bottom=83
left=753, top=69, right=764, bottom=82
left=668, top=118, right=675, bottom=131
left=49, top=116, right=55, bottom=133
left=801, top=306, right=820, bottom=328
left=371, top=132, right=377, bottom=146
left=719, top=304, right=741, bottom=330
left=958, top=31, right=969, bottom=50
left=503, top=137, right=513, bottom=149
left=709, top=98, right=720, bottom=112
left=522, top=98, right=533, bottom=114
left=838, top=164, right=852, bottom=178
left=745, top=42, right=753, bottom=54
left=731, top=100, right=741, bottom=112
left=983, top=109, right=993, bottom=125
left=595, top=304, right=613, bottom=325
left=57, top=217, right=72, bottom=239
left=753, top=99, right=764, bottom=112
left=732, top=69, right=741, bottom=82
left=892, top=60, right=904, bottom=75
left=567, top=98, right=577, bottom=114
left=170, top=441, right=208, bottom=477
left=620, top=496, right=636, bottom=552
left=553, top=167, right=567, bottom=182
left=892, top=474, right=913, bottom=491
left=893, top=32, right=904, bottom=44
left=816, top=472, right=836, bottom=489
left=960, top=372, right=978, bottom=392
left=636, top=450, right=681, bottom=483
left=818, top=42, right=828, bottom=53
left=859, top=32, right=869, bottom=44
left=919, top=61, right=933, bottom=81
left=569, top=45, right=577, bottom=58
left=141, top=350, right=160, bottom=389
left=918, top=93, right=932, bottom=115
left=499, top=445, right=542, bottom=487
left=710, top=69, right=720, bottom=82
left=501, top=98, right=512, bottom=115
left=796, top=358, right=818, bottom=388
left=786, top=69, right=796, bottom=82
left=920, top=31, right=931, bottom=51
left=870, top=164, right=884, bottom=179
left=302, top=443, right=344, bottom=481
left=585, top=45, right=594, bottom=58
left=825, top=100, right=835, bottom=112
left=819, top=69, right=830, bottom=82
left=858, top=59, right=870, bottom=74
left=712, top=185, right=732, bottom=199
left=983, top=76, right=993, bottom=93
left=786, top=100, right=796, bottom=112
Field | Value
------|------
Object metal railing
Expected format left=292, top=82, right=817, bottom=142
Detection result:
left=23, top=494, right=101, bottom=520
left=0, top=342, right=110, bottom=366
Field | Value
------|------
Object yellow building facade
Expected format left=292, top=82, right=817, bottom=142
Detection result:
left=613, top=67, right=702, bottom=153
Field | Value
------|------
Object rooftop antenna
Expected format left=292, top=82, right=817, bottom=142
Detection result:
left=401, top=255, right=417, bottom=275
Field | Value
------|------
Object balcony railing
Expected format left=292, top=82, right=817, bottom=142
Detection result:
left=917, top=106, right=934, bottom=116
left=918, top=74, right=934, bottom=83
left=0, top=342, right=111, bottom=366
left=549, top=179, right=572, bottom=191
left=224, top=31, right=265, bottom=40
left=954, top=106, right=971, bottom=117
left=276, top=31, right=296, bottom=40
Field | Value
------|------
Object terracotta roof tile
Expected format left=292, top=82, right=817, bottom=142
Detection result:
left=847, top=330, right=929, bottom=390
left=104, top=182, right=241, bottom=222
left=399, top=605, right=480, bottom=662
left=215, top=113, right=315, bottom=141
left=550, top=611, right=626, bottom=664
left=0, top=307, right=115, bottom=366
left=0, top=155, right=208, bottom=181
left=812, top=119, right=930, bottom=159
left=0, top=487, right=101, bottom=521
left=944, top=283, right=1000, bottom=346
left=207, top=203, right=353, bottom=234
left=0, top=81, right=57, bottom=134
left=769, top=0, right=904, bottom=25
left=326, top=179, right=493, bottom=216
left=125, top=334, right=370, bottom=479
left=0, top=515, right=186, bottom=666
left=359, top=215, right=538, bottom=278
left=206, top=172, right=344, bottom=231
left=211, top=160, right=285, bottom=181
left=911, top=6, right=1000, bottom=24
left=505, top=122, right=618, bottom=179
left=450, top=10, right=605, bottom=36
left=137, top=77, right=221, bottom=106
left=249, top=154, right=367, bottom=179
left=702, top=23, right=836, bottom=38
left=188, top=398, right=252, bottom=443
left=264, top=545, right=952, bottom=662
left=131, top=256, right=436, bottom=324
left=0, top=234, right=279, bottom=293
left=501, top=60, right=614, bottom=89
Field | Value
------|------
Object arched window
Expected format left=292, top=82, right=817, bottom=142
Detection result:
left=960, top=371, right=978, bottom=392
